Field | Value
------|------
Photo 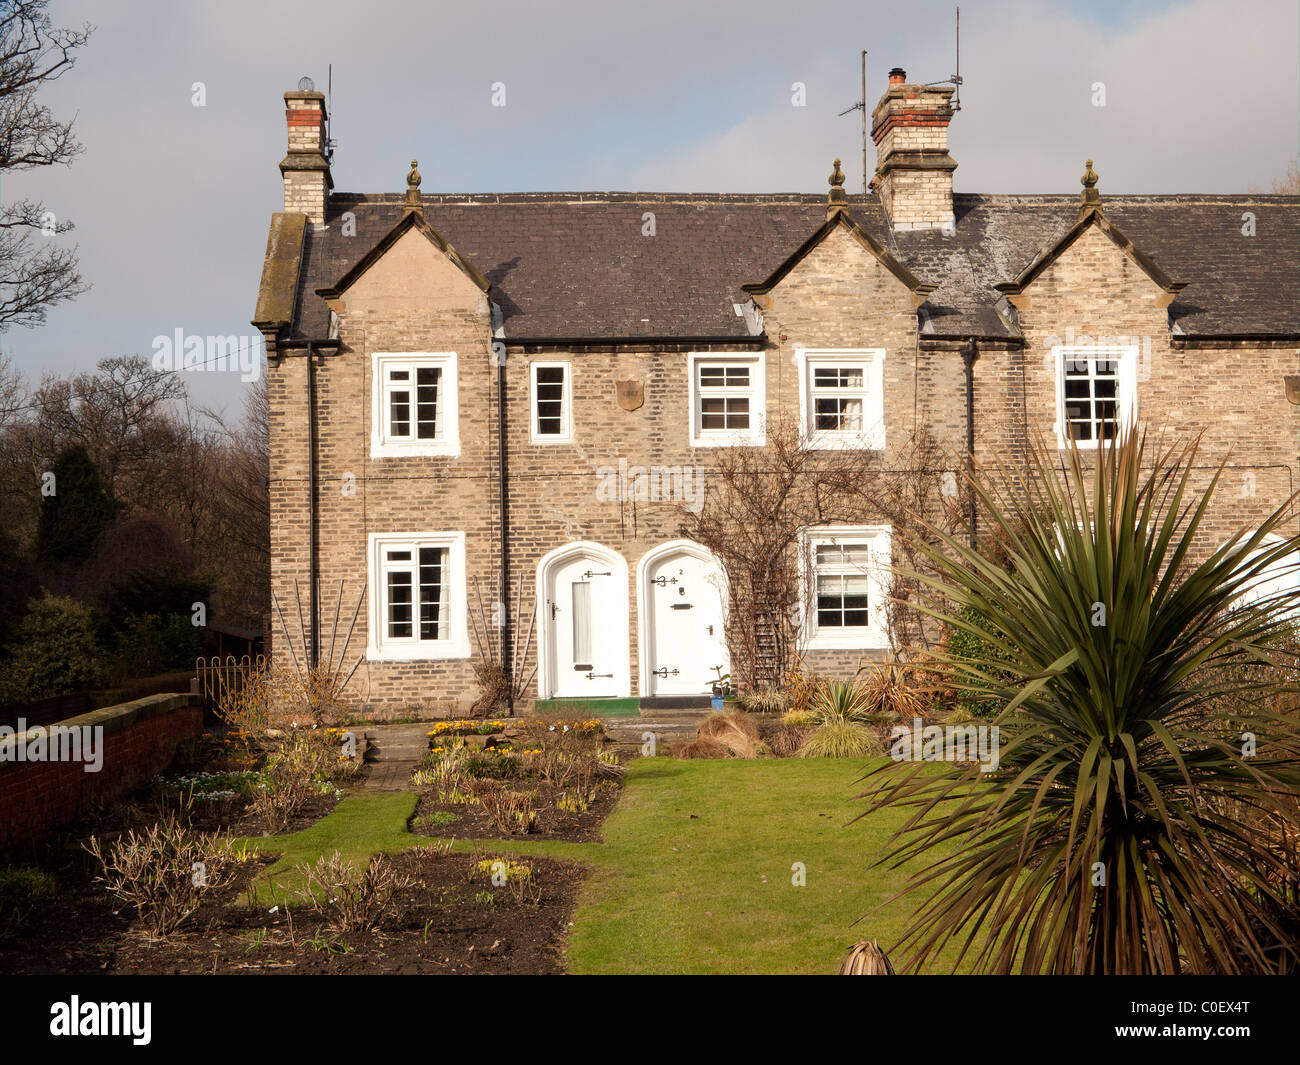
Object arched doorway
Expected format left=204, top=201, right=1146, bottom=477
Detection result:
left=536, top=541, right=630, bottom=699
left=637, top=540, right=730, bottom=697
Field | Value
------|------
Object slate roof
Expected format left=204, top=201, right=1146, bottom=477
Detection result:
left=273, top=191, right=1300, bottom=344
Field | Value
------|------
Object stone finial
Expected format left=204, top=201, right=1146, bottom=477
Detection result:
left=827, top=157, right=848, bottom=218
left=1080, top=158, right=1101, bottom=215
left=404, top=158, right=423, bottom=215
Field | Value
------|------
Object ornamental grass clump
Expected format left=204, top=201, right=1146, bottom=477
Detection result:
left=798, top=681, right=880, bottom=758
left=862, top=430, right=1300, bottom=975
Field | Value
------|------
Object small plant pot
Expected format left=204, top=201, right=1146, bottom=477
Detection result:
left=711, top=695, right=724, bottom=711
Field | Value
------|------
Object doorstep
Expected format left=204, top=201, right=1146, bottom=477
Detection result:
left=637, top=695, right=714, bottom=711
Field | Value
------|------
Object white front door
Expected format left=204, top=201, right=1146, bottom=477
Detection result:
left=545, top=550, right=624, bottom=698
left=644, top=547, right=729, bottom=696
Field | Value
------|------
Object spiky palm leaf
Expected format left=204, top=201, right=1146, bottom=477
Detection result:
left=860, top=431, right=1300, bottom=974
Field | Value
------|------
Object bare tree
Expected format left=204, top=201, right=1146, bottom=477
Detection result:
left=1272, top=158, right=1300, bottom=195
left=200, top=378, right=270, bottom=629
left=0, top=0, right=91, bottom=330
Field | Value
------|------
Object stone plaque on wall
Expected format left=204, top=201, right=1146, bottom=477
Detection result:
left=616, top=379, right=644, bottom=411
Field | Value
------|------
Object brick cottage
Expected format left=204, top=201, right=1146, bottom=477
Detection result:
left=253, top=67, right=1300, bottom=715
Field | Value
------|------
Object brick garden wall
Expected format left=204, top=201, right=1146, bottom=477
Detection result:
left=0, top=694, right=203, bottom=854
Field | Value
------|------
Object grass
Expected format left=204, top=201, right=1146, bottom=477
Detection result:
left=559, top=758, right=969, bottom=974
left=233, top=758, right=969, bottom=973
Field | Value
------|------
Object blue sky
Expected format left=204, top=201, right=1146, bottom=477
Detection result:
left=1, top=0, right=1295, bottom=419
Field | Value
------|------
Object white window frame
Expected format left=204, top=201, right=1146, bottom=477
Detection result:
left=529, top=361, right=573, bottom=444
left=370, top=352, right=460, bottom=458
left=366, top=531, right=470, bottom=661
left=1053, top=344, right=1137, bottom=450
left=795, top=347, right=886, bottom=450
left=688, top=352, right=766, bottom=447
left=799, top=525, right=892, bottom=650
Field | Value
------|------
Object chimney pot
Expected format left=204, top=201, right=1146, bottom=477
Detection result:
left=279, top=85, right=332, bottom=226
left=888, top=67, right=907, bottom=84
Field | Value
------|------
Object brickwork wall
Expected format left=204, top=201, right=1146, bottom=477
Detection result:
left=992, top=223, right=1299, bottom=560
left=0, top=695, right=203, bottom=854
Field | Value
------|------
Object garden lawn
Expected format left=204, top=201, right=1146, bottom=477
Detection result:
left=235, top=758, right=972, bottom=973
left=558, top=757, right=970, bottom=975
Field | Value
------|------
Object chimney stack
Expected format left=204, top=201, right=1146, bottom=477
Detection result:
left=870, top=68, right=957, bottom=231
left=280, top=81, right=332, bottom=226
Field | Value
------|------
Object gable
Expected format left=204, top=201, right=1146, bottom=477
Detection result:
left=766, top=222, right=926, bottom=310
left=997, top=208, right=1186, bottom=310
left=324, top=224, right=487, bottom=317
left=743, top=210, right=934, bottom=305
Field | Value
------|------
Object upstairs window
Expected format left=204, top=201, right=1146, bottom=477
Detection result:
left=689, top=353, right=766, bottom=446
left=796, top=349, right=886, bottom=450
left=1054, top=345, right=1137, bottom=449
left=530, top=362, right=573, bottom=443
left=371, top=352, right=459, bottom=457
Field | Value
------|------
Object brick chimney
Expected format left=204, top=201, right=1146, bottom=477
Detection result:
left=280, top=82, right=332, bottom=225
left=870, top=67, right=957, bottom=231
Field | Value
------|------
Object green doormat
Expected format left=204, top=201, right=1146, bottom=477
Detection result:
left=531, top=697, right=642, bottom=717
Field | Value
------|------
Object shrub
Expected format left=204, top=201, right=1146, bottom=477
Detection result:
left=216, top=665, right=356, bottom=732
left=0, top=866, right=56, bottom=937
left=0, top=592, right=110, bottom=701
left=799, top=719, right=880, bottom=758
left=113, top=611, right=202, bottom=677
left=296, top=852, right=412, bottom=934
left=780, top=708, right=818, bottom=728
left=84, top=814, right=245, bottom=937
left=781, top=669, right=824, bottom=716
left=942, top=603, right=1015, bottom=718
left=470, top=781, right=539, bottom=834
left=249, top=733, right=344, bottom=833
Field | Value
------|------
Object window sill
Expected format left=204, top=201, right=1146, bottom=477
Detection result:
left=691, top=432, right=765, bottom=448
left=805, top=630, right=890, bottom=651
left=369, top=440, right=461, bottom=459
left=366, top=640, right=470, bottom=662
left=804, top=432, right=885, bottom=451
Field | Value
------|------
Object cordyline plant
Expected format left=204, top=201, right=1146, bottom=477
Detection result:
left=860, top=430, right=1300, bottom=974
